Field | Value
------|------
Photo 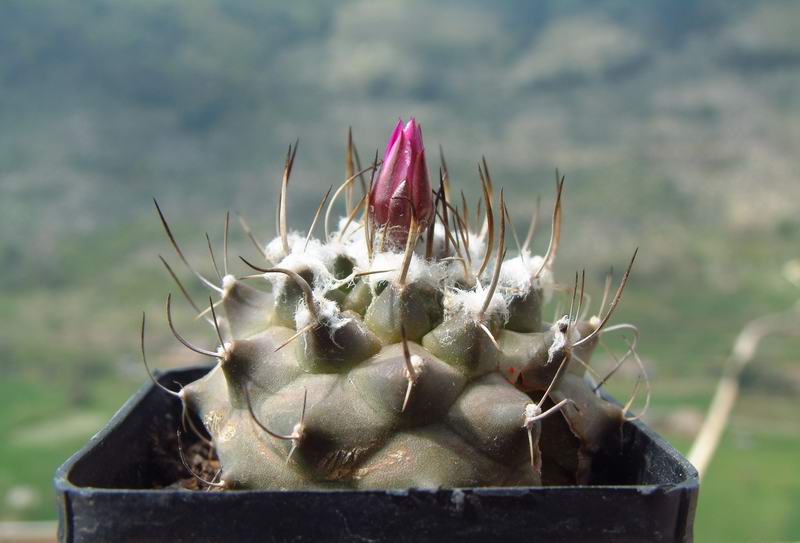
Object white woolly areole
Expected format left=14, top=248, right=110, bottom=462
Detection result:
left=443, top=281, right=509, bottom=323
left=414, top=223, right=486, bottom=286
left=222, top=274, right=237, bottom=294
left=442, top=258, right=471, bottom=286
left=523, top=403, right=542, bottom=427
left=363, top=251, right=447, bottom=291
left=549, top=316, right=581, bottom=343
left=294, top=295, right=352, bottom=333
left=498, top=252, right=555, bottom=303
left=265, top=231, right=345, bottom=271
left=265, top=250, right=337, bottom=297
left=422, top=224, right=486, bottom=275
left=330, top=216, right=369, bottom=271
left=406, top=353, right=425, bottom=381
left=547, top=316, right=570, bottom=364
left=260, top=217, right=558, bottom=322
left=265, top=232, right=303, bottom=265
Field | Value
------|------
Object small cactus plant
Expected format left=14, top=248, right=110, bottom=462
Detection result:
left=143, top=118, right=644, bottom=490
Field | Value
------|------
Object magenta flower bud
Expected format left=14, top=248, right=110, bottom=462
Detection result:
left=369, top=118, right=434, bottom=245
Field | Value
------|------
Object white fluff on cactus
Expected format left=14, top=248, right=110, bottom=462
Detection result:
left=144, top=117, right=643, bottom=492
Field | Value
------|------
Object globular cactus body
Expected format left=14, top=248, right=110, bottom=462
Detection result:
left=149, top=118, right=642, bottom=491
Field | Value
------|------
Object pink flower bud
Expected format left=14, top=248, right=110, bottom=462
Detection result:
left=369, top=118, right=434, bottom=245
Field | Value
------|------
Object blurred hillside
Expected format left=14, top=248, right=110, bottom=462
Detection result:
left=1, top=1, right=799, bottom=541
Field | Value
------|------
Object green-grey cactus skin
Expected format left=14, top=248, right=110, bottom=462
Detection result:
left=155, top=124, right=637, bottom=490
left=505, top=285, right=545, bottom=333
left=171, top=247, right=627, bottom=490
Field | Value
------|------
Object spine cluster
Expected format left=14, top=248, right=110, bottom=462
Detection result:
left=142, top=119, right=647, bottom=490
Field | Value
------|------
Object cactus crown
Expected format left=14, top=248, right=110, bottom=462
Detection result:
left=144, top=119, right=645, bottom=490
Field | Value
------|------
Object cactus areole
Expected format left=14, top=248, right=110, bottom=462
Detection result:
left=144, top=119, right=645, bottom=491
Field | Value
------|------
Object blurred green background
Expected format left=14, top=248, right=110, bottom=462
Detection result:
left=1, top=1, right=799, bottom=540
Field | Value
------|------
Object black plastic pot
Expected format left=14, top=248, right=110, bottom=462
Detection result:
left=55, top=366, right=698, bottom=542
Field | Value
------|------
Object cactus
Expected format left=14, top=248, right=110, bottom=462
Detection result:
left=143, top=118, right=644, bottom=490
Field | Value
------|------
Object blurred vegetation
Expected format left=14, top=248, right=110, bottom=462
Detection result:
left=1, top=1, right=799, bottom=541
